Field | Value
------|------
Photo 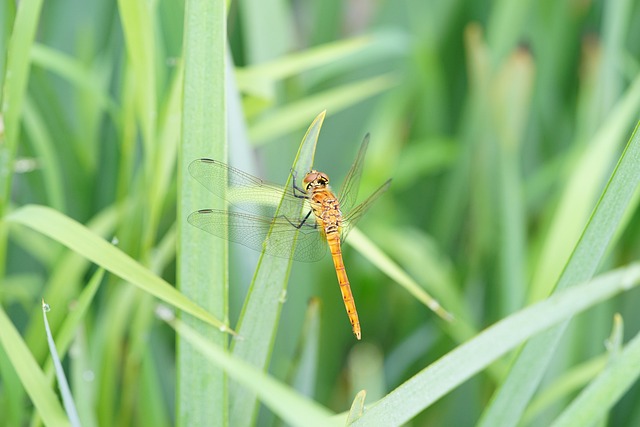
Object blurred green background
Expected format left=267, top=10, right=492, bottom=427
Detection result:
left=3, top=0, right=640, bottom=425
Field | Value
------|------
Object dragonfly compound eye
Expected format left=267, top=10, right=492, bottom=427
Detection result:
left=303, top=170, right=330, bottom=189
left=303, top=171, right=323, bottom=189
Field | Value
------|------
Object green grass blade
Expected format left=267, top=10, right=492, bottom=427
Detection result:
left=0, top=0, right=44, bottom=278
left=229, top=111, right=323, bottom=427
left=235, top=35, right=373, bottom=95
left=550, top=319, right=640, bottom=427
left=6, top=205, right=229, bottom=331
left=0, top=2, right=15, bottom=89
left=22, top=204, right=120, bottom=364
left=351, top=264, right=640, bottom=426
left=249, top=75, right=397, bottom=144
left=178, top=0, right=228, bottom=424
left=347, top=228, right=453, bottom=321
left=529, top=77, right=640, bottom=301
left=486, top=0, right=534, bottom=65
left=0, top=341, right=24, bottom=426
left=606, top=313, right=625, bottom=360
left=42, top=269, right=105, bottom=380
left=0, top=306, right=70, bottom=427
left=493, top=49, right=534, bottom=316
left=479, top=121, right=640, bottom=426
left=41, top=300, right=81, bottom=427
left=117, top=0, right=157, bottom=149
left=522, top=355, right=607, bottom=425
left=29, top=44, right=118, bottom=119
left=22, top=97, right=66, bottom=211
left=367, top=227, right=482, bottom=354
left=159, top=307, right=337, bottom=427
left=238, top=0, right=293, bottom=64
left=345, top=390, right=367, bottom=424
left=70, top=324, right=97, bottom=427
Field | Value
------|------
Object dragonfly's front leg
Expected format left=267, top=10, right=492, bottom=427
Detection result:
left=287, top=170, right=318, bottom=229
left=291, top=169, right=308, bottom=198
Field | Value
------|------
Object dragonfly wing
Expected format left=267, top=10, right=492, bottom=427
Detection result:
left=266, top=218, right=327, bottom=262
left=188, top=209, right=326, bottom=262
left=338, top=134, right=370, bottom=213
left=341, top=179, right=391, bottom=239
left=189, top=159, right=307, bottom=217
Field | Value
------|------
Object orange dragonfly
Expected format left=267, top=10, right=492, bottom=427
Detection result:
left=188, top=135, right=391, bottom=340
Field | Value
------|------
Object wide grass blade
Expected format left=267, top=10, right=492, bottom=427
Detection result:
left=178, top=0, right=228, bottom=424
left=229, top=111, right=323, bottom=427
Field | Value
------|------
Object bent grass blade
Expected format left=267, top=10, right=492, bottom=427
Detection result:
left=6, top=205, right=232, bottom=333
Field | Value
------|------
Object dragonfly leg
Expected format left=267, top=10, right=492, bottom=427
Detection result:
left=284, top=209, right=317, bottom=230
left=291, top=169, right=308, bottom=198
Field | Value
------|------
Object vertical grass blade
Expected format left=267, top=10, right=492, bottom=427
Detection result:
left=0, top=0, right=43, bottom=276
left=238, top=0, right=293, bottom=64
left=0, top=2, right=16, bottom=87
left=229, top=111, right=323, bottom=427
left=178, top=0, right=228, bottom=425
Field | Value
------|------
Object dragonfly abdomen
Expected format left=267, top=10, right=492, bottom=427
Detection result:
left=326, top=233, right=361, bottom=340
left=306, top=181, right=361, bottom=338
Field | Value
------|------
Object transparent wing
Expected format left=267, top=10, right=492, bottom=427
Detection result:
left=338, top=134, right=370, bottom=213
left=188, top=209, right=327, bottom=262
left=341, top=179, right=392, bottom=239
left=189, top=159, right=308, bottom=219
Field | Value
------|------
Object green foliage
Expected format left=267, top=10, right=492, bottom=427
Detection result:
left=3, top=0, right=640, bottom=426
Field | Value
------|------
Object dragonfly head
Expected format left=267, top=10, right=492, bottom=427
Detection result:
left=303, top=170, right=330, bottom=190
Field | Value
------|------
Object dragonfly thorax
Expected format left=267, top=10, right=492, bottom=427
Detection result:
left=303, top=170, right=330, bottom=191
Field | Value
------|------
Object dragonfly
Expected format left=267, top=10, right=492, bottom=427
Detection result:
left=188, top=135, right=391, bottom=340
